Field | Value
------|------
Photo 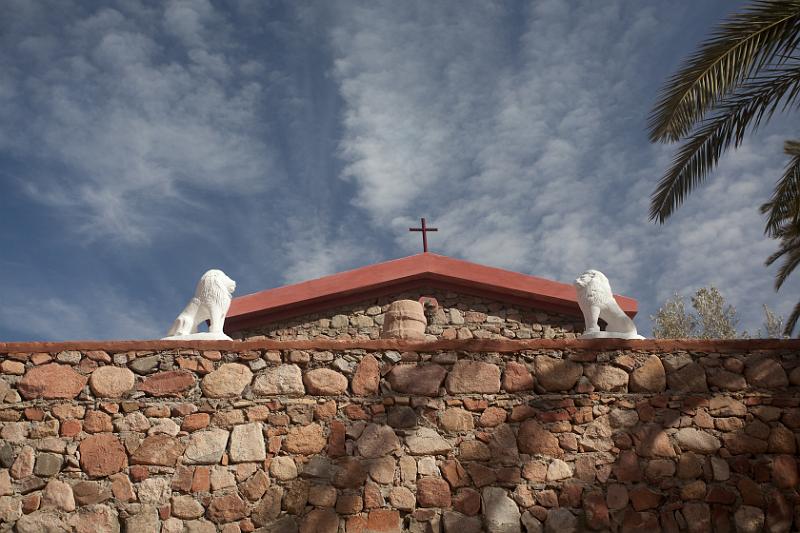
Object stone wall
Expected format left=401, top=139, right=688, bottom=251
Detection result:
left=0, top=338, right=798, bottom=532
left=232, top=289, right=584, bottom=341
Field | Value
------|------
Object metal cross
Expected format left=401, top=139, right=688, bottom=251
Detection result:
left=409, top=217, right=438, bottom=252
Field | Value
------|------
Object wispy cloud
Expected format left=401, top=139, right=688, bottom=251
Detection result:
left=2, top=0, right=279, bottom=244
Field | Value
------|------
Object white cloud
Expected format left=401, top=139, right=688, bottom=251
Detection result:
left=1, top=0, right=279, bottom=244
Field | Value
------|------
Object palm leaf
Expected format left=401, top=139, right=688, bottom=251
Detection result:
left=770, top=236, right=800, bottom=289
left=761, top=140, right=800, bottom=234
left=765, top=218, right=800, bottom=289
left=649, top=0, right=800, bottom=143
left=783, top=299, right=800, bottom=335
left=650, top=66, right=800, bottom=222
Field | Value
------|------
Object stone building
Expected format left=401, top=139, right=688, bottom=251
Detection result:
left=225, top=253, right=638, bottom=341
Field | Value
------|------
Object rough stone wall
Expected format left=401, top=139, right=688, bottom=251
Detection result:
left=0, top=340, right=798, bottom=533
left=233, top=289, right=584, bottom=341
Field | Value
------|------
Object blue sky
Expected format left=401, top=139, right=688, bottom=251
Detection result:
left=1, top=0, right=797, bottom=340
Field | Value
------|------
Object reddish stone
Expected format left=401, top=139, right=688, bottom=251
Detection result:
left=636, top=401, right=656, bottom=422
left=129, top=465, right=149, bottom=482
left=622, top=509, right=659, bottom=531
left=711, top=504, right=732, bottom=533
left=347, top=515, right=368, bottom=533
left=18, top=363, right=87, bottom=399
left=60, top=419, right=81, bottom=437
left=583, top=491, right=610, bottom=529
left=24, top=408, right=44, bottom=421
left=79, top=434, right=127, bottom=477
left=517, top=419, right=562, bottom=458
left=240, top=470, right=269, bottom=501
left=466, top=463, right=496, bottom=487
left=21, top=492, right=40, bottom=513
left=364, top=481, right=384, bottom=509
left=284, top=423, right=327, bottom=454
left=613, top=450, right=642, bottom=483
left=336, top=494, right=364, bottom=515
left=304, top=368, right=348, bottom=395
left=352, top=355, right=380, bottom=396
left=207, top=493, right=248, bottom=523
left=138, top=370, right=196, bottom=397
left=387, top=364, right=447, bottom=396
left=683, top=502, right=712, bottom=532
left=737, top=478, right=763, bottom=507
left=560, top=480, right=584, bottom=508
left=463, top=398, right=488, bottom=411
left=182, top=413, right=210, bottom=432
left=417, top=476, right=451, bottom=508
left=366, top=509, right=401, bottom=532
left=333, top=458, right=368, bottom=489
left=441, top=460, right=469, bottom=488
left=766, top=490, right=793, bottom=533
left=479, top=407, right=507, bottom=427
left=171, top=466, right=194, bottom=493
left=629, top=486, right=662, bottom=511
left=315, top=401, right=337, bottom=420
left=84, top=350, right=110, bottom=362
left=30, top=353, right=52, bottom=365
left=745, top=356, right=788, bottom=388
left=84, top=410, right=113, bottom=433
left=130, top=435, right=185, bottom=466
left=606, top=484, right=628, bottom=510
left=344, top=404, right=370, bottom=420
left=445, top=360, right=500, bottom=394
left=722, top=434, right=768, bottom=455
left=192, top=467, right=210, bottom=492
left=705, top=485, right=736, bottom=504
left=453, top=488, right=481, bottom=516
left=536, top=489, right=559, bottom=508
left=772, top=455, right=798, bottom=488
left=502, top=361, right=534, bottom=392
left=328, top=420, right=346, bottom=457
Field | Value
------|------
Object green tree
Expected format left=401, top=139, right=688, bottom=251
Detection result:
left=651, top=287, right=786, bottom=338
left=651, top=286, right=738, bottom=338
left=651, top=293, right=696, bottom=338
left=762, top=303, right=786, bottom=337
left=648, top=1, right=800, bottom=334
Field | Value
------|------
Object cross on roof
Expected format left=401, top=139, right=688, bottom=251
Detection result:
left=409, top=217, right=438, bottom=252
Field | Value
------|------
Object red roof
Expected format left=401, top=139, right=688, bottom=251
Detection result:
left=225, top=253, right=638, bottom=332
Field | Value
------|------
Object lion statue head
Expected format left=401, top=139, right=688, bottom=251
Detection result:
left=574, top=269, right=612, bottom=306
left=196, top=269, right=236, bottom=303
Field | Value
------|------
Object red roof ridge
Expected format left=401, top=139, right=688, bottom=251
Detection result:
left=225, top=253, right=638, bottom=332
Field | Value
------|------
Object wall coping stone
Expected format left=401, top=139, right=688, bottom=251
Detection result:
left=2, top=337, right=800, bottom=353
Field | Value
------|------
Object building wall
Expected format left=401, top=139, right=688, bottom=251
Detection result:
left=0, top=339, right=797, bottom=532
left=232, top=288, right=585, bottom=341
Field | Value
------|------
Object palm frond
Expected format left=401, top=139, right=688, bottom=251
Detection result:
left=650, top=66, right=800, bottom=222
left=773, top=240, right=800, bottom=289
left=649, top=0, right=800, bottom=143
left=783, top=299, right=800, bottom=335
left=765, top=219, right=800, bottom=289
left=761, top=140, right=800, bottom=234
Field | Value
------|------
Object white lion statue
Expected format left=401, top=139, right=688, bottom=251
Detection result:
left=163, top=269, right=237, bottom=341
left=574, top=269, right=644, bottom=340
